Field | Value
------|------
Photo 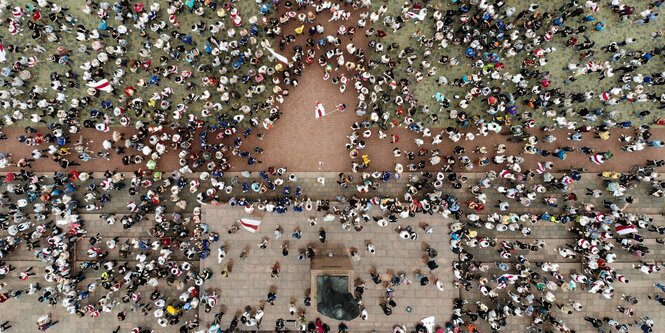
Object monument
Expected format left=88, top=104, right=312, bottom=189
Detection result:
left=310, top=253, right=359, bottom=321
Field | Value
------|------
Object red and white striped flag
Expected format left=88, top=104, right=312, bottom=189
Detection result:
left=87, top=79, right=114, bottom=93
left=616, top=224, right=638, bottom=235
left=590, top=154, right=605, bottom=165
left=239, top=218, right=262, bottom=233
left=315, top=102, right=326, bottom=119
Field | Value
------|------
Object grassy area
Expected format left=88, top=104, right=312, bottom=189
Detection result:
left=0, top=0, right=281, bottom=128
left=361, top=0, right=665, bottom=128
left=0, top=0, right=663, bottom=130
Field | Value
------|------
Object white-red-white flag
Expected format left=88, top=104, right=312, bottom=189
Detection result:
left=87, top=79, right=114, bottom=93
left=407, top=9, right=427, bottom=21
left=239, top=218, right=262, bottom=233
left=263, top=46, right=290, bottom=65
left=590, top=154, right=605, bottom=165
left=616, top=224, right=638, bottom=235
left=0, top=44, right=6, bottom=63
left=315, top=102, right=326, bottom=119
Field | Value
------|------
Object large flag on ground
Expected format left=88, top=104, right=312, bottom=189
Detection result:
left=315, top=101, right=326, bottom=119
left=87, top=79, right=114, bottom=93
left=239, top=218, right=262, bottom=233
left=263, top=46, right=289, bottom=65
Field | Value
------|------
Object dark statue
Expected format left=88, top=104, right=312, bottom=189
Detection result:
left=316, top=275, right=360, bottom=321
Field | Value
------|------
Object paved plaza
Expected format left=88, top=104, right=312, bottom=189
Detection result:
left=2, top=170, right=665, bottom=332
left=199, top=206, right=454, bottom=332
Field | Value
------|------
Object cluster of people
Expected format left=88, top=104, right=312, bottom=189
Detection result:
left=0, top=0, right=662, bottom=332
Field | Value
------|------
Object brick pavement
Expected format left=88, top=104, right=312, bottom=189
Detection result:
left=3, top=125, right=665, bottom=174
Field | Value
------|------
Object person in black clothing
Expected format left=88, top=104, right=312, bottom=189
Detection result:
left=229, top=316, right=238, bottom=330
left=427, top=258, right=439, bottom=270
left=584, top=316, right=603, bottom=328
left=380, top=302, right=392, bottom=316
left=0, top=321, right=11, bottom=332
left=318, top=229, right=326, bottom=243
left=370, top=270, right=382, bottom=284
left=648, top=294, right=665, bottom=305
left=275, top=318, right=285, bottom=331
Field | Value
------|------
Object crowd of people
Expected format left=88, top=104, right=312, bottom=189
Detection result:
left=0, top=0, right=663, bottom=332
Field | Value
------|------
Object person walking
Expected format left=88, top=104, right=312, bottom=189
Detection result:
left=0, top=321, right=11, bottom=332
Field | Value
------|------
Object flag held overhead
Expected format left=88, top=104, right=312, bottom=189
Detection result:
left=263, top=45, right=290, bottom=65
left=87, top=79, right=114, bottom=93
